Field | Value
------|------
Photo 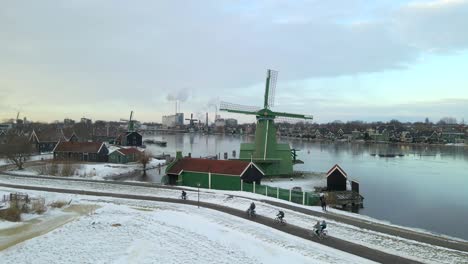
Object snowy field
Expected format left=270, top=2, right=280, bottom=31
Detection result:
left=0, top=154, right=53, bottom=166
left=6, top=159, right=166, bottom=180
left=0, top=175, right=466, bottom=263
left=0, top=188, right=373, bottom=264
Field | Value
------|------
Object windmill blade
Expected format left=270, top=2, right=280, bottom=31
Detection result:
left=276, top=116, right=313, bottom=124
left=275, top=116, right=299, bottom=124
left=273, top=111, right=313, bottom=120
left=220, top=101, right=261, bottom=115
left=267, top=69, right=278, bottom=108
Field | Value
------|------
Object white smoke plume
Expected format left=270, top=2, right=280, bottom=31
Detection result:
left=167, top=89, right=189, bottom=102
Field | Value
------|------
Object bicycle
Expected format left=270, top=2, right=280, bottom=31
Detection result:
left=180, top=194, right=188, bottom=200
left=274, top=217, right=287, bottom=226
left=246, top=209, right=256, bottom=218
left=312, top=228, right=328, bottom=240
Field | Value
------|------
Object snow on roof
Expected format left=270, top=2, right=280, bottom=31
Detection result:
left=326, top=164, right=347, bottom=178
left=107, top=145, right=121, bottom=154
left=116, top=148, right=141, bottom=156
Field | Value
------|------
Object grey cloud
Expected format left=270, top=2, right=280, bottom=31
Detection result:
left=393, top=0, right=468, bottom=52
left=1, top=1, right=465, bottom=88
left=0, top=1, right=467, bottom=122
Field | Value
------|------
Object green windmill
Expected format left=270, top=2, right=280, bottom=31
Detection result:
left=220, top=69, right=313, bottom=176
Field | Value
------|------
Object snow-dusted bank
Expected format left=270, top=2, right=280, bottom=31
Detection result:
left=6, top=158, right=166, bottom=180
left=0, top=154, right=53, bottom=167
left=0, top=175, right=466, bottom=263
left=0, top=188, right=373, bottom=264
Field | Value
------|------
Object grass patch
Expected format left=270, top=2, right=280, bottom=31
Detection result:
left=0, top=207, right=21, bottom=222
left=49, top=201, right=68, bottom=209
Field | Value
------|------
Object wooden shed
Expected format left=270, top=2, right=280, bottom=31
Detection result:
left=29, top=129, right=65, bottom=153
left=166, top=158, right=264, bottom=189
left=115, top=131, right=142, bottom=147
left=53, top=142, right=109, bottom=162
left=326, top=164, right=348, bottom=191
left=109, top=148, right=141, bottom=164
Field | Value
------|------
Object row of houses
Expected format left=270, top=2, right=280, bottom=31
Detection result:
left=280, top=126, right=465, bottom=144
left=29, top=128, right=142, bottom=153
left=52, top=141, right=142, bottom=164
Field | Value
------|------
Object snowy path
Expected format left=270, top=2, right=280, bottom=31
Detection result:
left=0, top=189, right=375, bottom=264
left=0, top=181, right=420, bottom=263
left=0, top=174, right=467, bottom=263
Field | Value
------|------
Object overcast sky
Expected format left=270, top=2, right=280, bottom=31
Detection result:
left=1, top=0, right=467, bottom=124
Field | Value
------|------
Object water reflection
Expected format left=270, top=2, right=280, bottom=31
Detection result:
left=143, top=133, right=468, bottom=239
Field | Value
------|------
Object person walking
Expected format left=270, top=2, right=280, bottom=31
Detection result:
left=321, top=195, right=327, bottom=211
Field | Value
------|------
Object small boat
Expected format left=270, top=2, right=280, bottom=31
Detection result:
left=143, top=139, right=156, bottom=144
left=155, top=141, right=167, bottom=147
left=378, top=154, right=396, bottom=158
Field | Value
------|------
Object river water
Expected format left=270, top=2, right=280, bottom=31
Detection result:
left=144, top=133, right=468, bottom=240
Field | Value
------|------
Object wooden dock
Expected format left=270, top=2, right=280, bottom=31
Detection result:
left=328, top=191, right=364, bottom=209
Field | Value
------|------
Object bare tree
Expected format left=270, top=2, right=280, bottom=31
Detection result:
left=0, top=134, right=33, bottom=170
left=139, top=151, right=152, bottom=177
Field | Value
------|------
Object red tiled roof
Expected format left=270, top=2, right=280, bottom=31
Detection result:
left=326, top=164, right=347, bottom=178
left=117, top=148, right=141, bottom=155
left=167, top=158, right=258, bottom=176
left=54, top=142, right=104, bottom=153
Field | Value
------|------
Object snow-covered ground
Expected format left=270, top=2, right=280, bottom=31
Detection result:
left=30, top=154, right=53, bottom=161
left=7, top=159, right=166, bottom=180
left=265, top=175, right=326, bottom=191
left=0, top=154, right=53, bottom=167
left=0, top=187, right=373, bottom=264
left=75, top=163, right=138, bottom=179
left=0, top=175, right=466, bottom=263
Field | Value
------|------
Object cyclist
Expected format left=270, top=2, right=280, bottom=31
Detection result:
left=276, top=210, right=285, bottom=223
left=247, top=202, right=256, bottom=217
left=320, top=220, right=327, bottom=232
left=314, top=221, right=322, bottom=236
left=181, top=190, right=187, bottom=200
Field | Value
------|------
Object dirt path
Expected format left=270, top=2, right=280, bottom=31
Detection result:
left=0, top=181, right=422, bottom=264
left=0, top=204, right=97, bottom=251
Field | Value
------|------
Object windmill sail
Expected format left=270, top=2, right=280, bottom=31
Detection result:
left=266, top=69, right=277, bottom=108
left=220, top=69, right=313, bottom=176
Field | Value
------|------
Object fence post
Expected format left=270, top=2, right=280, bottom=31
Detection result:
left=208, top=172, right=211, bottom=189
left=266, top=186, right=268, bottom=196
left=277, top=187, right=279, bottom=198
left=289, top=189, right=292, bottom=202
left=302, top=192, right=305, bottom=205
left=241, top=179, right=243, bottom=191
left=253, top=182, right=256, bottom=193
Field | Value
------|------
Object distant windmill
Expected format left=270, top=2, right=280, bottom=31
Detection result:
left=220, top=69, right=313, bottom=176
left=185, top=113, right=198, bottom=130
left=120, top=111, right=135, bottom=132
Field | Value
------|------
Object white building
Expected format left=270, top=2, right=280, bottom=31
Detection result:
left=162, top=113, right=184, bottom=127
left=215, top=118, right=225, bottom=127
